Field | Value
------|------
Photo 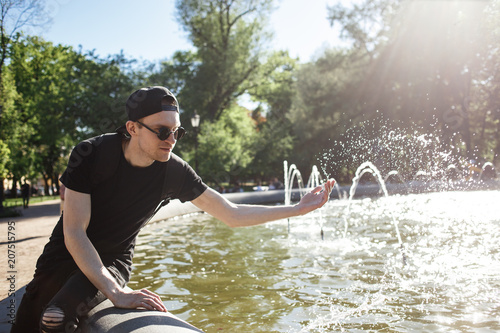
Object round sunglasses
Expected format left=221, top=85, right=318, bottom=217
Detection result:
left=136, top=121, right=186, bottom=141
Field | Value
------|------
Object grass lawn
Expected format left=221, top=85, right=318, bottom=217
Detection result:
left=0, top=195, right=58, bottom=217
left=3, top=195, right=59, bottom=208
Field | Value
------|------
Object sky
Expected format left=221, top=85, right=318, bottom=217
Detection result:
left=35, top=0, right=347, bottom=64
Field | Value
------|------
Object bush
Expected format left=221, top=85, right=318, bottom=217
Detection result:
left=0, top=207, right=21, bottom=218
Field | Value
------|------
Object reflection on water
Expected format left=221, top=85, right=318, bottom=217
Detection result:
left=130, top=191, right=500, bottom=332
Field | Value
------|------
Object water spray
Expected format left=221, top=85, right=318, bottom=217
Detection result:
left=284, top=161, right=327, bottom=239
left=345, top=161, right=407, bottom=266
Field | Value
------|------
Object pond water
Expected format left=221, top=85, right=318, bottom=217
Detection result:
left=129, top=190, right=500, bottom=333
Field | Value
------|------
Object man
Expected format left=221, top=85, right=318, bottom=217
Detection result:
left=21, top=182, right=30, bottom=208
left=11, top=86, right=334, bottom=332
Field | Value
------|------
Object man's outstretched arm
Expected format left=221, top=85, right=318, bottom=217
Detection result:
left=192, top=179, right=335, bottom=228
left=63, top=187, right=167, bottom=312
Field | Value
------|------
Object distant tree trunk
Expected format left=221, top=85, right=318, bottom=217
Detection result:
left=460, top=103, right=473, bottom=160
left=52, top=173, right=60, bottom=195
left=43, top=174, right=50, bottom=196
left=495, top=109, right=500, bottom=167
left=10, top=175, right=17, bottom=198
left=0, top=178, right=5, bottom=213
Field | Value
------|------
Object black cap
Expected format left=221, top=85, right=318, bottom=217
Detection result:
left=116, top=86, right=179, bottom=135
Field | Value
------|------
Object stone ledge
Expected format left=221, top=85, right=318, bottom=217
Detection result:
left=81, top=289, right=204, bottom=333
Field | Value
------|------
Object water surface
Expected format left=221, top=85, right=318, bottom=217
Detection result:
left=130, top=190, right=500, bottom=332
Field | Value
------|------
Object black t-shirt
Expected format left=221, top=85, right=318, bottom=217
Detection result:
left=35, top=133, right=207, bottom=277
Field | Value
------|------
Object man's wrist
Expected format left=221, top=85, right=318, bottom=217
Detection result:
left=105, top=282, right=124, bottom=302
left=292, top=203, right=305, bottom=216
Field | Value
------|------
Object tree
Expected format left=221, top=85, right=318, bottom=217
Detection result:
left=0, top=0, right=50, bottom=210
left=248, top=50, right=298, bottom=179
left=0, top=0, right=50, bottom=84
left=175, top=0, right=275, bottom=121
left=71, top=50, right=138, bottom=138
left=0, top=140, right=8, bottom=179
left=149, top=0, right=302, bottom=180
left=469, top=0, right=500, bottom=166
left=192, top=104, right=257, bottom=186
left=7, top=36, right=73, bottom=193
left=7, top=36, right=141, bottom=195
left=288, top=48, right=367, bottom=173
left=324, top=0, right=495, bottom=168
left=0, top=67, right=15, bottom=181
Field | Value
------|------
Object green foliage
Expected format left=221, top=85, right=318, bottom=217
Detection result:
left=0, top=139, right=9, bottom=178
left=8, top=35, right=83, bottom=186
left=149, top=51, right=198, bottom=98
left=469, top=0, right=500, bottom=165
left=0, top=61, right=20, bottom=179
left=248, top=50, right=298, bottom=178
left=274, top=0, right=500, bottom=180
left=193, top=104, right=257, bottom=185
left=71, top=50, right=139, bottom=137
left=167, top=0, right=303, bottom=180
left=4, top=35, right=139, bottom=194
left=1, top=0, right=499, bottom=193
left=175, top=0, right=274, bottom=121
left=248, top=117, right=294, bottom=180
left=0, top=0, right=52, bottom=84
left=288, top=48, right=367, bottom=172
left=325, top=0, right=496, bottom=164
left=0, top=206, right=21, bottom=218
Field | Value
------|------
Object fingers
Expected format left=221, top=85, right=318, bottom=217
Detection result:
left=297, top=179, right=335, bottom=214
left=139, top=299, right=166, bottom=312
left=318, top=179, right=335, bottom=203
left=311, top=179, right=335, bottom=194
left=138, top=289, right=167, bottom=312
left=116, top=288, right=167, bottom=312
left=311, top=185, right=323, bottom=194
left=323, top=179, right=335, bottom=194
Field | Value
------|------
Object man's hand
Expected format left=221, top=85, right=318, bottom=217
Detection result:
left=296, top=179, right=335, bottom=215
left=110, top=287, right=168, bottom=312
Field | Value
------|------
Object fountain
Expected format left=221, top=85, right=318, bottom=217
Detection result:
left=306, top=165, right=323, bottom=189
left=284, top=160, right=406, bottom=261
left=123, top=121, right=500, bottom=332
left=479, top=161, right=496, bottom=181
left=383, top=170, right=406, bottom=184
left=283, top=161, right=342, bottom=239
left=343, top=161, right=405, bottom=264
left=130, top=187, right=500, bottom=332
left=283, top=161, right=306, bottom=206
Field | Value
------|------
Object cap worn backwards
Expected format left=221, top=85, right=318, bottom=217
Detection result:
left=116, top=86, right=179, bottom=135
left=126, top=86, right=179, bottom=121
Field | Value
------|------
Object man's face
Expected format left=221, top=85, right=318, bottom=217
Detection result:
left=136, top=111, right=181, bottom=162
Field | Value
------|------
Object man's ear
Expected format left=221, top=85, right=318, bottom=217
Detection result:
left=125, top=121, right=138, bottom=137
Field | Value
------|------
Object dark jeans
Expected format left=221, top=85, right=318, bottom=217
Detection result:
left=10, top=262, right=127, bottom=333
left=22, top=196, right=29, bottom=208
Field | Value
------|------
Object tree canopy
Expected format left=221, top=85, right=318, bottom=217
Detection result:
left=1, top=0, right=500, bottom=209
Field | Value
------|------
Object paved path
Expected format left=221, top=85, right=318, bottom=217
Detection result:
left=1, top=200, right=62, bottom=297
left=1, top=199, right=62, bottom=330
